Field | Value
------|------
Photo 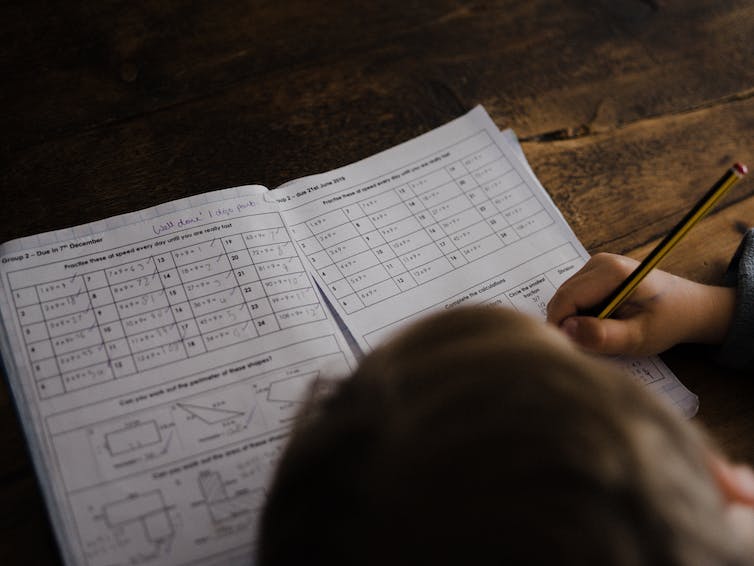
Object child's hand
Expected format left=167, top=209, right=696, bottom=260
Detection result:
left=546, top=253, right=737, bottom=356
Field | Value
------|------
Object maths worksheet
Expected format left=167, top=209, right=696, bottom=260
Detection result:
left=0, top=105, right=697, bottom=566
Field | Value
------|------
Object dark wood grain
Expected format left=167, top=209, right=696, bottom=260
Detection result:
left=3, top=1, right=754, bottom=564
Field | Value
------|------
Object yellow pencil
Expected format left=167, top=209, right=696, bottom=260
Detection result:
left=586, top=163, right=748, bottom=319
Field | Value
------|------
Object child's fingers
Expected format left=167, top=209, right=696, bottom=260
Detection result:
left=560, top=315, right=643, bottom=356
left=547, top=255, right=637, bottom=324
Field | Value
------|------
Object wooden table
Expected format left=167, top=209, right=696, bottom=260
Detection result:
left=3, top=1, right=754, bottom=563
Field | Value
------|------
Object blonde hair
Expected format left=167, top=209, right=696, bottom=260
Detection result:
left=258, top=306, right=751, bottom=565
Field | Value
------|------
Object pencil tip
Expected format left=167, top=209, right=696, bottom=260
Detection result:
left=734, top=163, right=748, bottom=176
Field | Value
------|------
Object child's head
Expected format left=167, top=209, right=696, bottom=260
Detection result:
left=258, top=306, right=754, bottom=565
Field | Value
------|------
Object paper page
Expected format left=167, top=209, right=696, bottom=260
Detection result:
left=0, top=185, right=355, bottom=566
left=272, top=106, right=698, bottom=417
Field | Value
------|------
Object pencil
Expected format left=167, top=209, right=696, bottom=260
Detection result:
left=585, top=163, right=748, bottom=320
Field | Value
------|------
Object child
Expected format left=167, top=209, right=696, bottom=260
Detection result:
left=256, top=304, right=754, bottom=565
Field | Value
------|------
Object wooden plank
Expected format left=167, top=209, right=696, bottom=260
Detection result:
left=4, top=1, right=754, bottom=151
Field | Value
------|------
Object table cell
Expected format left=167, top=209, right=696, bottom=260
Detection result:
left=378, top=216, right=422, bottom=242
left=426, top=224, right=445, bottom=240
left=106, top=258, right=157, bottom=285
left=134, top=342, right=186, bottom=371
left=196, top=304, right=252, bottom=334
left=254, top=314, right=280, bottom=336
left=37, top=275, right=86, bottom=302
left=51, top=327, right=101, bottom=355
left=513, top=210, right=554, bottom=237
left=243, top=226, right=289, bottom=246
left=326, top=236, right=370, bottom=263
left=47, top=309, right=97, bottom=338
left=154, top=253, right=176, bottom=270
left=308, top=249, right=333, bottom=269
left=339, top=293, right=365, bottom=315
left=343, top=204, right=366, bottom=221
left=462, top=144, right=503, bottom=171
left=368, top=202, right=411, bottom=228
left=41, top=293, right=90, bottom=320
left=360, top=190, right=401, bottom=214
left=105, top=338, right=131, bottom=359
left=429, top=195, right=472, bottom=222
left=277, top=304, right=326, bottom=329
left=89, top=285, right=114, bottom=307
left=190, top=287, right=244, bottom=317
left=17, top=303, right=44, bottom=325
left=440, top=207, right=484, bottom=234
left=352, top=216, right=376, bottom=235
left=297, top=235, right=323, bottom=255
left=83, top=271, right=109, bottom=289
left=12, top=286, right=39, bottom=308
left=372, top=243, right=397, bottom=262
left=269, top=287, right=318, bottom=311
left=37, top=377, right=65, bottom=399
left=317, top=264, right=342, bottom=284
left=357, top=279, right=400, bottom=306
left=111, top=356, right=137, bottom=378
left=172, top=242, right=227, bottom=268
left=31, top=356, right=59, bottom=379
left=382, top=259, right=407, bottom=277
left=240, top=280, right=265, bottom=300
left=491, top=185, right=531, bottom=213
left=336, top=250, right=380, bottom=277
left=234, top=265, right=260, bottom=285
left=315, top=222, right=358, bottom=247
left=418, top=181, right=460, bottom=209
left=411, top=257, right=453, bottom=285
left=23, top=321, right=49, bottom=342
left=487, top=213, right=509, bottom=231
left=261, top=273, right=311, bottom=295
left=346, top=264, right=391, bottom=292
left=395, top=185, right=415, bottom=201
left=220, top=235, right=246, bottom=253
left=456, top=174, right=477, bottom=192
left=288, top=222, right=313, bottom=240
left=63, top=362, right=114, bottom=391
left=184, top=271, right=237, bottom=300
left=464, top=186, right=485, bottom=203
left=327, top=278, right=353, bottom=299
left=256, top=257, right=305, bottom=279
left=389, top=229, right=432, bottom=255
left=409, top=169, right=452, bottom=193
left=484, top=169, right=523, bottom=199
left=445, top=161, right=469, bottom=179
left=460, top=234, right=503, bottom=262
left=122, top=306, right=171, bottom=333
left=307, top=209, right=349, bottom=234
left=394, top=272, right=418, bottom=291
left=476, top=202, right=497, bottom=219
left=178, top=255, right=231, bottom=283
left=128, top=324, right=183, bottom=353
left=110, top=272, right=162, bottom=302
left=116, top=290, right=169, bottom=319
left=497, top=227, right=521, bottom=246
left=93, top=303, right=119, bottom=326
left=248, top=241, right=296, bottom=263
left=446, top=252, right=468, bottom=269
left=474, top=159, right=516, bottom=186
left=28, top=340, right=54, bottom=361
left=99, top=321, right=125, bottom=342
left=184, top=337, right=207, bottom=357
left=502, top=197, right=543, bottom=224
left=505, top=275, right=557, bottom=318
left=450, top=221, right=494, bottom=248
left=434, top=237, right=456, bottom=254
left=58, top=344, right=108, bottom=373
left=171, top=302, right=193, bottom=322
left=246, top=297, right=273, bottom=318
left=165, top=284, right=188, bottom=305
left=399, top=242, right=443, bottom=271
left=227, top=249, right=253, bottom=269
left=176, top=319, right=200, bottom=338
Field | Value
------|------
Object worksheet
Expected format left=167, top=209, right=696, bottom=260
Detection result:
left=0, top=105, right=697, bottom=566
left=0, top=187, right=355, bottom=566
left=273, top=107, right=698, bottom=416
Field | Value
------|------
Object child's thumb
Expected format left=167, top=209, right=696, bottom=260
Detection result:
left=559, top=316, right=639, bottom=356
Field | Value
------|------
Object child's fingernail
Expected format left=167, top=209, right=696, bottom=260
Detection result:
left=561, top=318, right=579, bottom=338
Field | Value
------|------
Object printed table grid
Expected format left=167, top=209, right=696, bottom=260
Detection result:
left=299, top=140, right=556, bottom=314
left=10, top=218, right=326, bottom=400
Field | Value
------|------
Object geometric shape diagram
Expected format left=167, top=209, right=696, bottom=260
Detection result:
left=105, top=420, right=162, bottom=456
left=175, top=403, right=245, bottom=424
left=267, top=372, right=319, bottom=404
left=103, top=490, right=174, bottom=543
left=198, top=471, right=265, bottom=524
